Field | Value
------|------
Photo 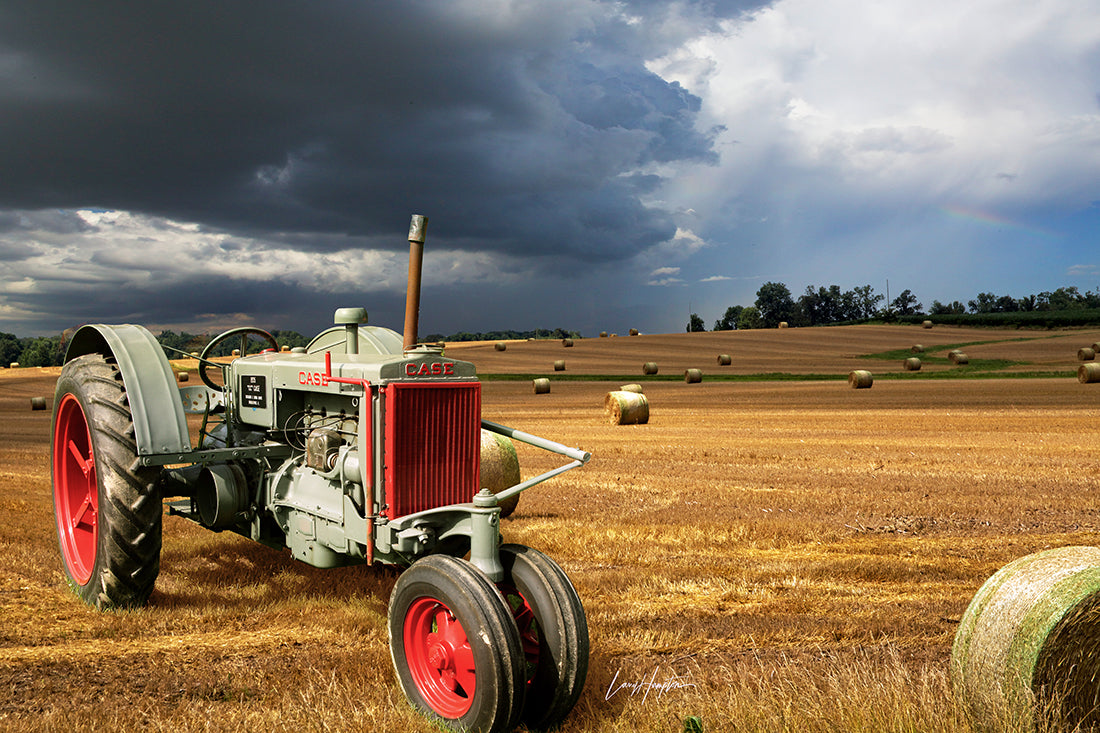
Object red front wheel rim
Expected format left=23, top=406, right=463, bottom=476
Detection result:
left=53, top=393, right=98, bottom=585
left=502, top=585, right=541, bottom=684
left=403, top=596, right=476, bottom=718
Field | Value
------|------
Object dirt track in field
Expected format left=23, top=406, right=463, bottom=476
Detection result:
left=2, top=325, right=1100, bottom=731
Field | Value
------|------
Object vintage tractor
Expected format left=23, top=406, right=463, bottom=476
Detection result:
left=49, top=215, right=590, bottom=733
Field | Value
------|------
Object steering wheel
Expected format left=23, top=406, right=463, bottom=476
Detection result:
left=199, top=327, right=279, bottom=392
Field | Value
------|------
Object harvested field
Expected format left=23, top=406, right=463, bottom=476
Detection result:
left=450, top=324, right=1100, bottom=377
left=2, top=325, right=1100, bottom=732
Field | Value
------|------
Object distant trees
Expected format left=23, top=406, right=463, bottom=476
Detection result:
left=890, top=289, right=922, bottom=316
left=686, top=313, right=706, bottom=332
left=754, top=282, right=796, bottom=328
left=713, top=306, right=742, bottom=331
left=705, top=282, right=1100, bottom=331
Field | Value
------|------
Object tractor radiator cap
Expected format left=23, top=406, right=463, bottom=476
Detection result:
left=334, top=307, right=368, bottom=325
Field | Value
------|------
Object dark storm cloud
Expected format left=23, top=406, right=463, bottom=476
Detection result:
left=0, top=1, right=731, bottom=262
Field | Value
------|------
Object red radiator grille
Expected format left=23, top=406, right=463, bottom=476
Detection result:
left=383, top=381, right=481, bottom=519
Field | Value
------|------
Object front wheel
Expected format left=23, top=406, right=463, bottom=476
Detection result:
left=499, top=543, right=589, bottom=730
left=389, top=555, right=526, bottom=733
left=51, top=353, right=162, bottom=609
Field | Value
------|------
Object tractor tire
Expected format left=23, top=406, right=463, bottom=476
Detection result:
left=51, top=353, right=162, bottom=609
left=499, top=543, right=589, bottom=730
left=389, top=555, right=525, bottom=733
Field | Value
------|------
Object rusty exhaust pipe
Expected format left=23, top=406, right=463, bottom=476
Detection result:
left=402, top=214, right=428, bottom=351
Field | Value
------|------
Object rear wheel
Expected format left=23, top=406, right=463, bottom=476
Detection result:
left=389, top=555, right=525, bottom=733
left=51, top=353, right=161, bottom=609
left=499, top=543, right=589, bottom=730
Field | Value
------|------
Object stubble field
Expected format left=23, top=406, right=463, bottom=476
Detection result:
left=2, top=324, right=1099, bottom=732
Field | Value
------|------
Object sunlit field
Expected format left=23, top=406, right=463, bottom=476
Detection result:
left=2, top=324, right=1099, bottom=732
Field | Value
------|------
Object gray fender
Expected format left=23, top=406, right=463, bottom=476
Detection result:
left=65, top=324, right=191, bottom=457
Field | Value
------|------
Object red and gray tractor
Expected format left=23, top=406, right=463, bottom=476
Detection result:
left=49, top=216, right=590, bottom=733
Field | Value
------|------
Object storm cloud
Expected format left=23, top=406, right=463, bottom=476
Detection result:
left=0, top=0, right=1097, bottom=336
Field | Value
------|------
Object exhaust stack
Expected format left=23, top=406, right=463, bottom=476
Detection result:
left=402, top=214, right=428, bottom=351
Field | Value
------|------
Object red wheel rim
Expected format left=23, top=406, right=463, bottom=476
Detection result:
left=53, top=393, right=98, bottom=585
left=501, top=585, right=541, bottom=685
left=403, top=597, right=476, bottom=717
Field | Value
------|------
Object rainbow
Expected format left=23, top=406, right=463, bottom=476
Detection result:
left=940, top=204, right=1057, bottom=239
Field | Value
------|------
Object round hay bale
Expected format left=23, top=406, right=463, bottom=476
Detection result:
left=642, top=362, right=658, bottom=375
left=495, top=342, right=507, bottom=352
left=1079, top=363, right=1100, bottom=384
left=281, top=345, right=290, bottom=352
left=717, top=354, right=732, bottom=366
left=848, top=370, right=873, bottom=389
left=8, top=362, right=19, bottom=369
left=922, top=320, right=934, bottom=329
left=599, top=331, right=608, bottom=338
left=904, top=357, right=922, bottom=371
left=177, top=371, right=189, bottom=383
left=619, top=383, right=644, bottom=394
left=951, top=352, right=970, bottom=365
left=684, top=368, right=703, bottom=383
left=232, top=349, right=241, bottom=357
left=911, top=344, right=925, bottom=354
left=1092, top=342, right=1100, bottom=353
left=778, top=321, right=788, bottom=329
left=952, top=546, right=1100, bottom=733
left=30, top=396, right=47, bottom=411
left=948, top=349, right=963, bottom=358
left=553, top=359, right=565, bottom=372
left=604, top=390, right=649, bottom=425
left=480, top=429, right=521, bottom=518
left=562, top=338, right=574, bottom=347
left=533, top=378, right=550, bottom=394
left=1078, top=347, right=1096, bottom=362
left=629, top=328, right=639, bottom=336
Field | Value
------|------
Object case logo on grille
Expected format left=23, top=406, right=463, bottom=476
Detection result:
left=405, top=362, right=455, bottom=377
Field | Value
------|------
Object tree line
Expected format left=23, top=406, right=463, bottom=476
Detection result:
left=0, top=328, right=312, bottom=368
left=1, top=324, right=584, bottom=368
left=689, top=284, right=1100, bottom=331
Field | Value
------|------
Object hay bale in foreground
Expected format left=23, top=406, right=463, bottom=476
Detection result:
left=684, top=368, right=703, bottom=383
left=952, top=546, right=1100, bottom=733
left=562, top=338, right=574, bottom=347
left=480, top=429, right=520, bottom=518
left=30, top=397, right=47, bottom=411
left=1092, top=342, right=1100, bottom=353
left=495, top=342, right=507, bottom=352
left=604, top=390, right=649, bottom=425
left=1079, top=347, right=1096, bottom=361
left=922, top=320, right=933, bottom=329
left=619, top=383, right=643, bottom=394
left=717, top=354, right=732, bottom=366
left=911, top=344, right=925, bottom=354
left=177, top=372, right=189, bottom=383
left=533, top=378, right=550, bottom=394
left=904, top=357, right=922, bottom=371
left=951, top=352, right=970, bottom=365
left=848, top=370, right=873, bottom=389
left=642, top=361, right=658, bottom=375
left=1080, top=363, right=1100, bottom=384
left=553, top=360, right=565, bottom=371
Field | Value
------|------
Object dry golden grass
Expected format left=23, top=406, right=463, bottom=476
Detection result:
left=3, top=326, right=1100, bottom=731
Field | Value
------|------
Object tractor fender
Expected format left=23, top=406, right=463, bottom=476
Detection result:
left=65, top=324, right=191, bottom=457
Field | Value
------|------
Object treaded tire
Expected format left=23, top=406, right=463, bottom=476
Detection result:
left=389, top=555, right=526, bottom=733
left=499, top=544, right=589, bottom=730
left=51, top=353, right=162, bottom=609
